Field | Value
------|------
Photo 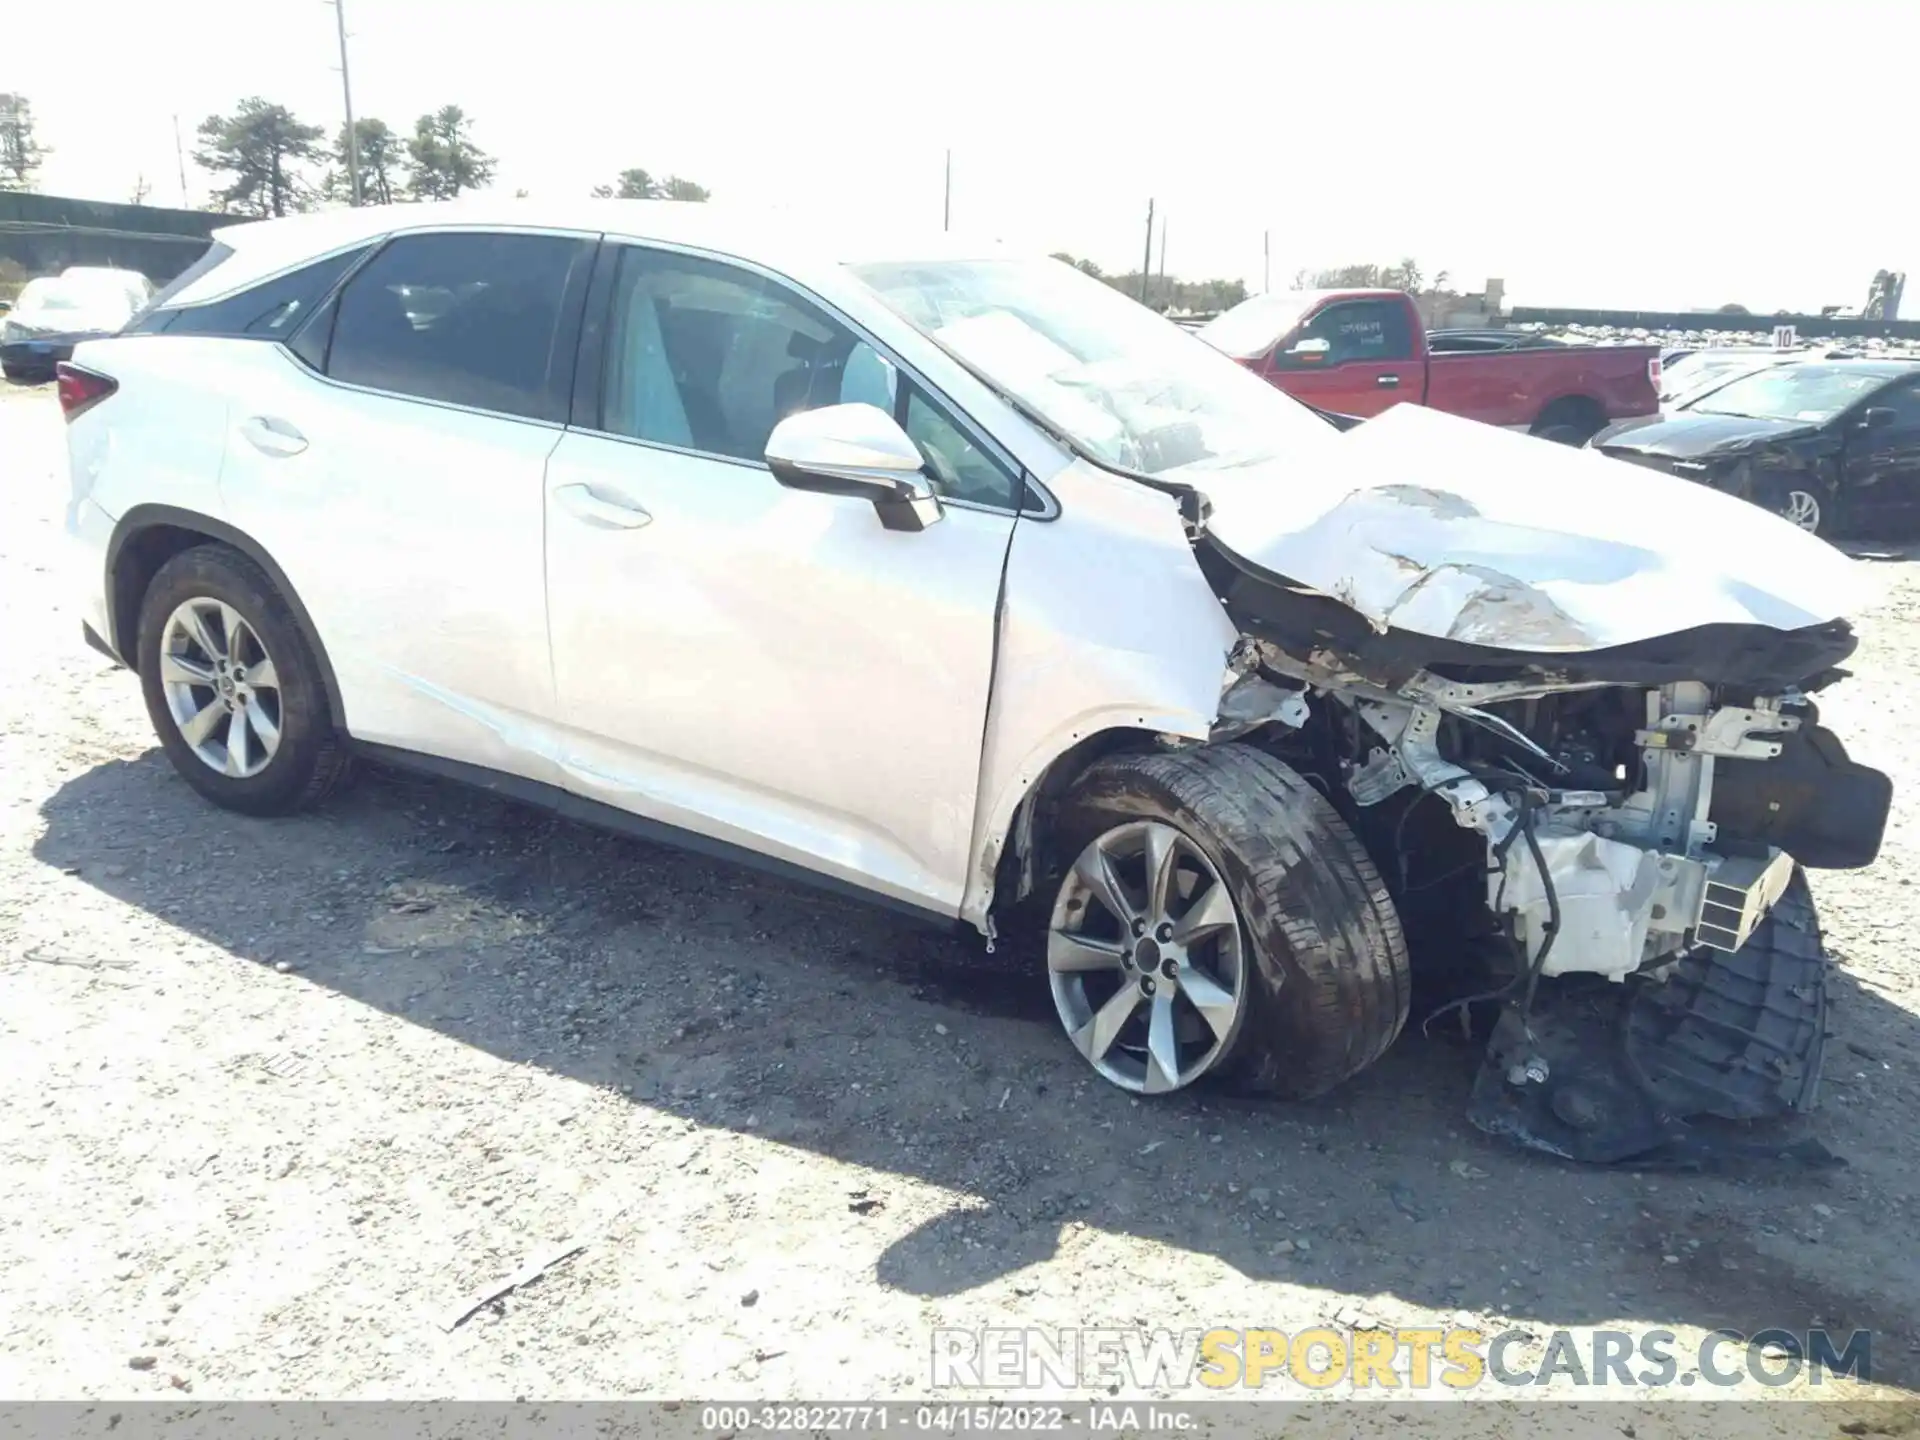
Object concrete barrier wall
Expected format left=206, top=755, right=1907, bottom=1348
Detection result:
left=0, top=193, right=220, bottom=291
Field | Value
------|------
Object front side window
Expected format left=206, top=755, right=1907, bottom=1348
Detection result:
left=1865, top=379, right=1920, bottom=428
left=599, top=247, right=1019, bottom=507
left=1279, top=300, right=1414, bottom=367
left=850, top=257, right=1335, bottom=478
left=324, top=231, right=592, bottom=423
left=900, top=385, right=1018, bottom=508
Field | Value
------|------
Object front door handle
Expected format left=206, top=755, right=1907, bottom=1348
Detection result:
left=240, top=415, right=308, bottom=457
left=553, top=482, right=653, bottom=530
left=1376, top=374, right=1401, bottom=389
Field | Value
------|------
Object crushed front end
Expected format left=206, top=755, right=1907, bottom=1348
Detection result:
left=1202, top=554, right=1892, bottom=1166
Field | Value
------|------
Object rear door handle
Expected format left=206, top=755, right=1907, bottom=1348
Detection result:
left=1376, top=374, right=1401, bottom=389
left=240, top=415, right=308, bottom=457
left=553, top=482, right=653, bottom=530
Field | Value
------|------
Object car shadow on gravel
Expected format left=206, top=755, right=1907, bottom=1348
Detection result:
left=33, top=751, right=1920, bottom=1388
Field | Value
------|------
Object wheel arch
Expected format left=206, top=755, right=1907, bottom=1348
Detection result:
left=105, top=504, right=347, bottom=726
left=1529, top=392, right=1608, bottom=440
left=975, top=722, right=1186, bottom=929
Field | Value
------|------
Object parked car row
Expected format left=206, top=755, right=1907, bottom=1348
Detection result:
left=1, top=266, right=153, bottom=383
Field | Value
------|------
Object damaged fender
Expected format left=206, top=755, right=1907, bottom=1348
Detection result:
left=960, top=458, right=1238, bottom=929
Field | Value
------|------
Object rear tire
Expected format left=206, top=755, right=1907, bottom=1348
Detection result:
left=1049, top=744, right=1410, bottom=1099
left=135, top=544, right=354, bottom=816
left=1530, top=398, right=1607, bottom=447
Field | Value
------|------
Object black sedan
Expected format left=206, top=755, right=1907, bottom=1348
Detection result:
left=1591, top=359, right=1920, bottom=537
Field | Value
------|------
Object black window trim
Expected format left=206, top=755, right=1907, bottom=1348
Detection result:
left=282, top=240, right=385, bottom=370
left=279, top=224, right=603, bottom=429
left=567, top=235, right=1057, bottom=520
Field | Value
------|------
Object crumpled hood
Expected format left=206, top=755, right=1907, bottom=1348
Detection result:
left=1188, top=403, right=1869, bottom=653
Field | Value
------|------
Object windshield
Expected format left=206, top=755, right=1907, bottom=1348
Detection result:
left=16, top=278, right=81, bottom=312
left=847, top=258, right=1333, bottom=477
left=1193, top=291, right=1317, bottom=360
left=15, top=275, right=137, bottom=319
left=1661, top=351, right=1768, bottom=400
left=1690, top=364, right=1896, bottom=423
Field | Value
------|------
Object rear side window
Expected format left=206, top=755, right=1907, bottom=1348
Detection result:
left=321, top=231, right=593, bottom=423
left=125, top=243, right=236, bottom=328
left=144, top=246, right=370, bottom=339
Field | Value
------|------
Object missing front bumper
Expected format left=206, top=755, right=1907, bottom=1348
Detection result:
left=1468, top=871, right=1839, bottom=1168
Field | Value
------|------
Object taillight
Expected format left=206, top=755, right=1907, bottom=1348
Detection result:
left=1648, top=355, right=1663, bottom=392
left=56, top=363, right=117, bottom=422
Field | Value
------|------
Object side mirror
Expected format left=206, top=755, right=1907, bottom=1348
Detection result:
left=765, top=402, right=943, bottom=533
left=1284, top=335, right=1331, bottom=365
left=1860, top=406, right=1897, bottom=431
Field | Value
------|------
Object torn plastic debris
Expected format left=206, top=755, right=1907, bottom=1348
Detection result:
left=1466, top=875, right=1841, bottom=1170
left=1211, top=672, right=1309, bottom=741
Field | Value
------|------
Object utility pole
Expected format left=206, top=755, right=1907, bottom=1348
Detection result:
left=1140, top=198, right=1154, bottom=304
left=1263, top=229, right=1271, bottom=292
left=171, top=114, right=189, bottom=207
left=328, top=0, right=362, bottom=205
left=943, top=149, right=951, bottom=231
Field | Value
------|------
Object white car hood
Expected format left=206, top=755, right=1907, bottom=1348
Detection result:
left=1190, top=403, right=1869, bottom=653
left=8, top=305, right=126, bottom=335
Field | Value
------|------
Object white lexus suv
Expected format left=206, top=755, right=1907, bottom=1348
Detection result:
left=61, top=199, right=1890, bottom=1165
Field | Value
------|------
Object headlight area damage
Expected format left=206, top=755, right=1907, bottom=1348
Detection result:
left=1181, top=411, right=1892, bottom=1167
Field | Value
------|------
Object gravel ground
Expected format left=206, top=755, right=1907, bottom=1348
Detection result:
left=3, top=379, right=1919, bottom=1418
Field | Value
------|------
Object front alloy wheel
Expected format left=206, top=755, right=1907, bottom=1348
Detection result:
left=1048, top=819, right=1248, bottom=1093
left=1779, top=488, right=1823, bottom=534
left=159, top=598, right=283, bottom=777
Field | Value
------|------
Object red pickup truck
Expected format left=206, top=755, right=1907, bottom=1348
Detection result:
left=1197, top=288, right=1661, bottom=444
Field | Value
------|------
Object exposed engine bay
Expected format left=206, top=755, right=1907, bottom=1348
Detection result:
left=1195, top=532, right=1892, bottom=1167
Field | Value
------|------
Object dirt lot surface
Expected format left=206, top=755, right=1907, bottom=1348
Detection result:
left=3, top=380, right=1919, bottom=1422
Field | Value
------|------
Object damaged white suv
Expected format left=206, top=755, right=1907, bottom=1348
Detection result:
left=62, top=201, right=1891, bottom=1163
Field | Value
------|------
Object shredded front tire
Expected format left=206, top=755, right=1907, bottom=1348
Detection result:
left=1053, top=744, right=1410, bottom=1099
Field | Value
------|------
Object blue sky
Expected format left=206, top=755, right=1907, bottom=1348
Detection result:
left=8, top=0, right=1916, bottom=313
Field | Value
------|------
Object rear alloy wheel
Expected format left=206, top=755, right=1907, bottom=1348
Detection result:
left=1048, top=745, right=1410, bottom=1099
left=137, top=544, right=354, bottom=816
left=158, top=598, right=283, bottom=778
left=1048, top=819, right=1249, bottom=1094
